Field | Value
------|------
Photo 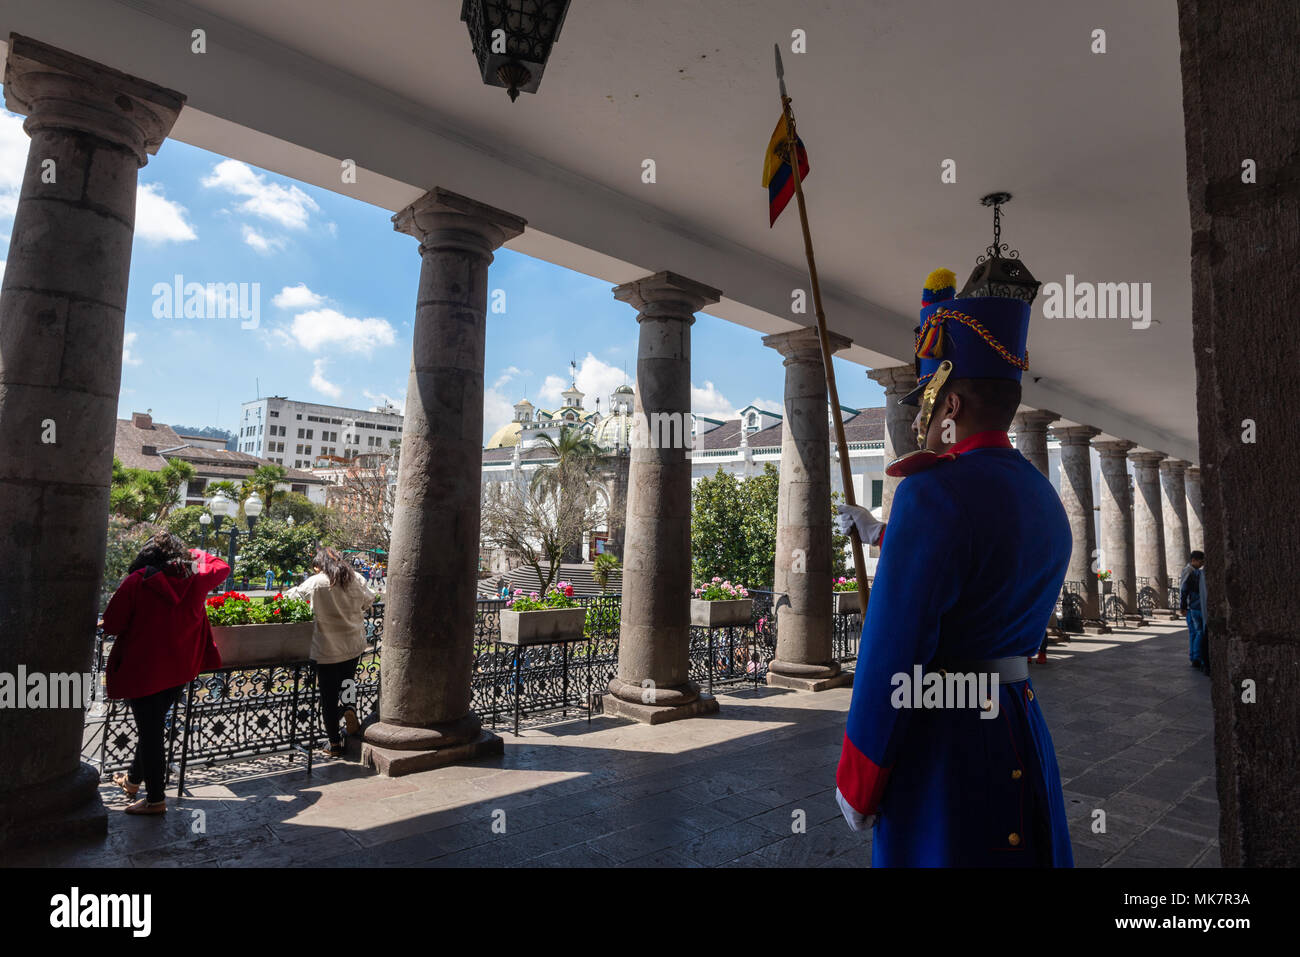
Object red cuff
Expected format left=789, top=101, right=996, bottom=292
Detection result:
left=836, top=731, right=892, bottom=815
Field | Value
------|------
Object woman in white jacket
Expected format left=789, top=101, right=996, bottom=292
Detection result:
left=287, top=547, right=376, bottom=757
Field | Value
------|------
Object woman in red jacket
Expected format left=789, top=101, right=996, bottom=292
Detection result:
left=102, top=533, right=229, bottom=814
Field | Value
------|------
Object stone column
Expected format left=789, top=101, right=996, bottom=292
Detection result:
left=361, top=189, right=523, bottom=775
left=0, top=36, right=183, bottom=848
left=1094, top=440, right=1138, bottom=611
left=763, top=328, right=854, bottom=692
left=1179, top=0, right=1300, bottom=864
left=1052, top=427, right=1103, bottom=623
left=865, top=365, right=917, bottom=520
left=1185, top=465, right=1204, bottom=552
left=604, top=272, right=721, bottom=723
left=1129, top=451, right=1168, bottom=611
left=1161, top=459, right=1192, bottom=587
left=1011, top=410, right=1060, bottom=477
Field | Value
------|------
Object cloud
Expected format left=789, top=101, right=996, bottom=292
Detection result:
left=201, top=159, right=320, bottom=230
left=242, top=224, right=285, bottom=254
left=310, top=358, right=342, bottom=399
left=691, top=381, right=739, bottom=420
left=0, top=260, right=5, bottom=284
left=537, top=353, right=629, bottom=410
left=483, top=387, right=516, bottom=438
left=493, top=366, right=523, bottom=390
left=286, top=308, right=396, bottom=355
left=135, top=182, right=197, bottom=243
left=122, top=330, right=141, bottom=366
left=746, top=397, right=783, bottom=414
left=0, top=109, right=26, bottom=221
left=272, top=283, right=325, bottom=310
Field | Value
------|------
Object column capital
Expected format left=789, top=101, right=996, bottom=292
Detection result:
left=393, top=187, right=526, bottom=256
left=3, top=34, right=186, bottom=167
left=1094, top=438, right=1137, bottom=458
left=613, top=271, right=721, bottom=320
left=1159, top=458, right=1191, bottom=474
left=866, top=364, right=918, bottom=396
left=1051, top=425, right=1101, bottom=446
left=1128, top=449, right=1167, bottom=468
left=1011, top=409, right=1060, bottom=433
left=1185, top=465, right=1201, bottom=478
left=762, top=327, right=850, bottom=364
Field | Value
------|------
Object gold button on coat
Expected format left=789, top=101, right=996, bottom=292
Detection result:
left=1011, top=769, right=1022, bottom=780
left=1026, top=688, right=1035, bottom=701
left=1008, top=833, right=1021, bottom=846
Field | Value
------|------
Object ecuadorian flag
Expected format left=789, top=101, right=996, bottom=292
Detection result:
left=762, top=116, right=809, bottom=227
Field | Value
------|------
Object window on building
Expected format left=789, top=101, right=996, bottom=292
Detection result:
left=270, top=410, right=278, bottom=418
left=306, top=429, right=314, bottom=440
left=291, top=484, right=306, bottom=494
left=871, top=479, right=883, bottom=510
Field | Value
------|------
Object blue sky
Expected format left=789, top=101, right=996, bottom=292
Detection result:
left=0, top=98, right=886, bottom=443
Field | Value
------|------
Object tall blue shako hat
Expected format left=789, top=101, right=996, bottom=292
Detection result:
left=900, top=192, right=1041, bottom=407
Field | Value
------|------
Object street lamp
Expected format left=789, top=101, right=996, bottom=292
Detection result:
left=198, top=510, right=212, bottom=551
left=209, top=490, right=261, bottom=592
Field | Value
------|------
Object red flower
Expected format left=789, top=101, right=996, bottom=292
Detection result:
left=273, top=608, right=281, bottom=615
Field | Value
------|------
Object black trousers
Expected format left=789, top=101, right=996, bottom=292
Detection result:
left=316, top=657, right=360, bottom=745
left=127, top=685, right=183, bottom=803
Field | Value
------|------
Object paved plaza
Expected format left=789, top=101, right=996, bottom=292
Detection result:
left=15, top=620, right=1217, bottom=868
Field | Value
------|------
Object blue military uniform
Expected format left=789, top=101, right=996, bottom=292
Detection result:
left=836, top=268, right=1075, bottom=867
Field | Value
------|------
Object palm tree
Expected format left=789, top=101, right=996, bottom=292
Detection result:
left=241, top=464, right=288, bottom=510
left=530, top=427, right=604, bottom=563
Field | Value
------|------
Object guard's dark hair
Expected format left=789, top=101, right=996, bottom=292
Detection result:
left=939, top=377, right=1023, bottom=431
left=1190, top=550, right=1205, bottom=561
left=313, top=546, right=352, bottom=588
left=128, top=532, right=193, bottom=578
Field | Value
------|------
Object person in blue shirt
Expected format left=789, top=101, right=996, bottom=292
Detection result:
left=1179, top=551, right=1208, bottom=673
left=834, top=265, right=1074, bottom=867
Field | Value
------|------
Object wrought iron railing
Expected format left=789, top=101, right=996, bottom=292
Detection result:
left=84, top=588, right=868, bottom=776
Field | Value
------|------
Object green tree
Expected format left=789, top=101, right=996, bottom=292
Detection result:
left=593, top=552, right=621, bottom=592
left=109, top=456, right=195, bottom=523
left=241, top=463, right=288, bottom=509
left=690, top=464, right=780, bottom=589
left=232, top=518, right=321, bottom=583
left=165, top=504, right=211, bottom=549
left=530, top=427, right=605, bottom=563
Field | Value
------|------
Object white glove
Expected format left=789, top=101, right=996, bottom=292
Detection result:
left=836, top=787, right=877, bottom=832
left=835, top=503, right=885, bottom=547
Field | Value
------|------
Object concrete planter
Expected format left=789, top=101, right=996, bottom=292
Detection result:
left=210, top=622, right=314, bottom=670
left=690, top=598, right=752, bottom=628
left=499, top=607, right=587, bottom=646
left=832, top=590, right=861, bottom=615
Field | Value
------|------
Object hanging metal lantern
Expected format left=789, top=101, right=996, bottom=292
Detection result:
left=461, top=0, right=571, bottom=102
left=958, top=192, right=1041, bottom=305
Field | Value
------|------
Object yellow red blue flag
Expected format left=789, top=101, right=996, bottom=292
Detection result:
left=762, top=115, right=809, bottom=227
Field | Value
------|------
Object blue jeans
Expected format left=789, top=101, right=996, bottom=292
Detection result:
left=1187, top=608, right=1206, bottom=665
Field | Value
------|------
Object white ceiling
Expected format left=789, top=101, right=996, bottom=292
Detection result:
left=0, top=0, right=1198, bottom=460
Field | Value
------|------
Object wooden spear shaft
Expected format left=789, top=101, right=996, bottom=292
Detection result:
left=778, top=91, right=871, bottom=613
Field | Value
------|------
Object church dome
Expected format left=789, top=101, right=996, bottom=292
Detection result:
left=614, top=384, right=633, bottom=394
left=486, top=421, right=522, bottom=449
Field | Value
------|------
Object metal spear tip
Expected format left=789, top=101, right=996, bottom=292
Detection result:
left=774, top=43, right=784, bottom=77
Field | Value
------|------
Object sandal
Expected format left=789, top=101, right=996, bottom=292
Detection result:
left=111, top=771, right=140, bottom=797
left=124, top=798, right=166, bottom=815
left=319, top=742, right=345, bottom=759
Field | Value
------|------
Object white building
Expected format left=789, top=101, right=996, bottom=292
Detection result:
left=238, top=396, right=404, bottom=470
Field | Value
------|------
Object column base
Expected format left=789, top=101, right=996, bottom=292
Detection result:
left=601, top=692, right=719, bottom=725
left=1081, top=623, right=1113, bottom=635
left=767, top=670, right=855, bottom=692
left=0, top=762, right=106, bottom=850
left=361, top=729, right=503, bottom=777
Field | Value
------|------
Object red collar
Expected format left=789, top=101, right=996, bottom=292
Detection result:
left=946, top=430, right=1012, bottom=456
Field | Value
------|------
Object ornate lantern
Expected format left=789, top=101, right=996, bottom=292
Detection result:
left=461, top=0, right=571, bottom=102
left=957, top=192, right=1041, bottom=305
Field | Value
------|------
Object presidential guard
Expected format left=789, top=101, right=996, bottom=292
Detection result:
left=833, top=224, right=1074, bottom=866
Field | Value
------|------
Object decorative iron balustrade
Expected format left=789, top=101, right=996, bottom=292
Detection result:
left=83, top=588, right=868, bottom=777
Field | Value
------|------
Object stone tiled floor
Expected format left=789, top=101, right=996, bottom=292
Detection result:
left=13, top=620, right=1218, bottom=867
